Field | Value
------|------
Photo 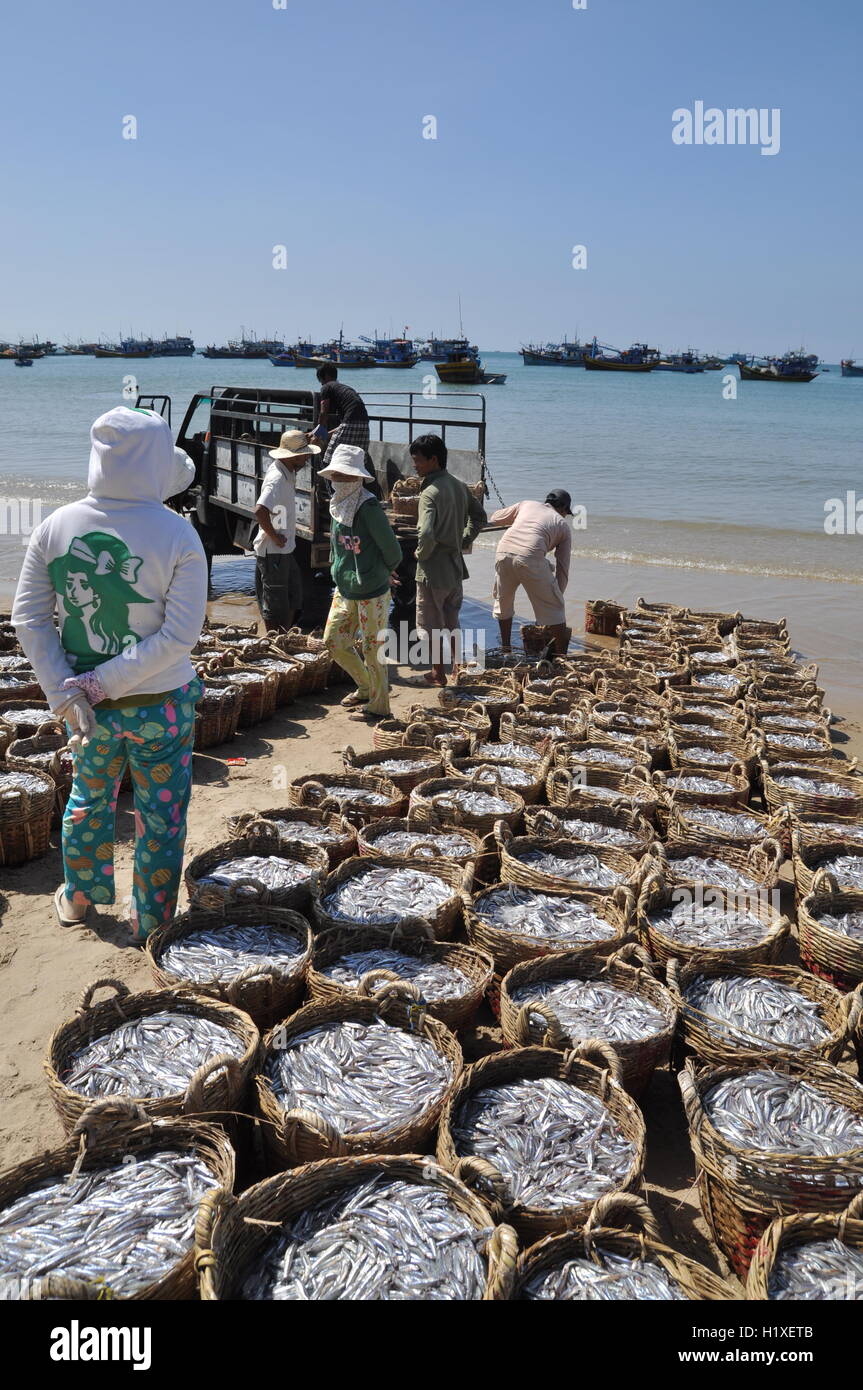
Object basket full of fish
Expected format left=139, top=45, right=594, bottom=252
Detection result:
left=665, top=800, right=782, bottom=849
left=0, top=763, right=55, bottom=867
left=797, top=888, right=863, bottom=993
left=523, top=803, right=654, bottom=856
left=255, top=994, right=463, bottom=1167
left=193, top=675, right=245, bottom=751
left=224, top=808, right=357, bottom=869
left=0, top=1100, right=234, bottom=1300
left=760, top=759, right=863, bottom=820
left=437, top=1043, right=646, bottom=1243
left=793, top=838, right=863, bottom=899
left=652, top=764, right=751, bottom=812
left=308, top=924, right=494, bottom=1031
left=667, top=957, right=859, bottom=1068
left=679, top=1055, right=863, bottom=1279
left=507, top=1192, right=737, bottom=1301
left=546, top=765, right=662, bottom=822
left=495, top=820, right=646, bottom=897
left=635, top=875, right=789, bottom=971
left=289, top=771, right=404, bottom=822
left=197, top=1154, right=517, bottom=1300
left=643, top=835, right=784, bottom=896
left=498, top=944, right=677, bottom=1097
left=5, top=721, right=73, bottom=824
left=355, top=813, right=483, bottom=866
left=45, top=979, right=260, bottom=1131
left=312, top=854, right=473, bottom=940
left=744, top=1192, right=863, bottom=1301
left=408, top=774, right=525, bottom=835
left=184, top=830, right=328, bottom=911
left=145, top=903, right=312, bottom=1028
left=343, top=742, right=445, bottom=793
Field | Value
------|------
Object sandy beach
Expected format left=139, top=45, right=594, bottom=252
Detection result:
left=1, top=556, right=861, bottom=1285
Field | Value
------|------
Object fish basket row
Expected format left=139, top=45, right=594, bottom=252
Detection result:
left=679, top=1053, right=863, bottom=1280
left=744, top=1193, right=863, bottom=1301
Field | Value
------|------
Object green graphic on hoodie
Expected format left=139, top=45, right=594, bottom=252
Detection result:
left=48, top=532, right=153, bottom=671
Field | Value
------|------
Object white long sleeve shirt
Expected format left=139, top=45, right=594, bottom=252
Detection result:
left=12, top=407, right=208, bottom=711
left=490, top=499, right=573, bottom=592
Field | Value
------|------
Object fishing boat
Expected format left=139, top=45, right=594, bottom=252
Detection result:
left=701, top=355, right=726, bottom=370
left=203, top=335, right=284, bottom=360
left=417, top=336, right=479, bottom=362
left=654, top=350, right=704, bottom=373
left=583, top=340, right=659, bottom=372
left=152, top=335, right=195, bottom=357
left=521, top=338, right=588, bottom=366
left=841, top=359, right=863, bottom=378
left=13, top=356, right=33, bottom=367
left=367, top=337, right=418, bottom=368
left=738, top=351, right=819, bottom=383
left=435, top=350, right=505, bottom=385
left=93, top=345, right=123, bottom=357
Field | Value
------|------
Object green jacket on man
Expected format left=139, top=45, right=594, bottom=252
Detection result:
left=414, top=468, right=487, bottom=590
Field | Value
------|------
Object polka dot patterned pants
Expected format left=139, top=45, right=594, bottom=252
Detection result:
left=62, top=679, right=202, bottom=938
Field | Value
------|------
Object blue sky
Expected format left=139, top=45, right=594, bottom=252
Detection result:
left=1, top=0, right=860, bottom=356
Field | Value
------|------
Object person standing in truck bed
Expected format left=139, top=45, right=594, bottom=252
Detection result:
left=489, top=489, right=573, bottom=655
left=311, top=364, right=370, bottom=464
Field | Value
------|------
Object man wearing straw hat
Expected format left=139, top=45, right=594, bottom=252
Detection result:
left=253, top=428, right=320, bottom=633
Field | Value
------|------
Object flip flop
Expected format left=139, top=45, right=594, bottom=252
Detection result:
left=54, top=885, right=88, bottom=928
left=347, top=708, right=390, bottom=723
left=340, top=691, right=368, bottom=708
left=405, top=673, right=447, bottom=688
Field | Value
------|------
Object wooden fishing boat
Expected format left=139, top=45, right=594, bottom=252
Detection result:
left=841, top=359, right=863, bottom=378
left=654, top=351, right=704, bottom=373
left=435, top=355, right=505, bottom=385
left=14, top=357, right=33, bottom=367
left=521, top=340, right=588, bottom=366
left=584, top=356, right=656, bottom=372
left=738, top=352, right=819, bottom=383
left=583, top=339, right=659, bottom=372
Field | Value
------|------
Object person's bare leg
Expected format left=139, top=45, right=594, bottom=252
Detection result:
left=548, top=622, right=570, bottom=655
left=498, top=617, right=513, bottom=651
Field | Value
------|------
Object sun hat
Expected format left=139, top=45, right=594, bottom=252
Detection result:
left=318, top=444, right=374, bottom=481
left=269, top=428, right=320, bottom=460
left=545, top=488, right=573, bottom=516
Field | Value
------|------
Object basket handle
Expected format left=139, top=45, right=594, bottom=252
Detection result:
left=388, top=917, right=436, bottom=943
left=584, top=1191, right=661, bottom=1242
left=665, top=956, right=682, bottom=995
left=283, top=1108, right=347, bottom=1162
left=70, top=1097, right=152, bottom=1144
left=811, top=867, right=840, bottom=896
left=513, top=999, right=566, bottom=1050
left=611, top=884, right=636, bottom=919
left=298, top=779, right=327, bottom=806
left=232, top=815, right=280, bottom=839
left=194, top=1187, right=236, bottom=1289
left=220, top=875, right=272, bottom=905
left=730, top=760, right=747, bottom=780
left=840, top=1191, right=863, bottom=1223
left=530, top=809, right=560, bottom=837
left=637, top=869, right=664, bottom=910
left=183, top=1053, right=243, bottom=1115
left=609, top=941, right=656, bottom=974
left=406, top=838, right=444, bottom=858
left=565, top=1038, right=622, bottom=1084
left=841, top=986, right=863, bottom=1037
left=33, top=719, right=67, bottom=744
left=453, top=1155, right=509, bottom=1213
left=77, top=978, right=130, bottom=1015
left=343, top=744, right=357, bottom=767
left=356, top=970, right=421, bottom=1000
left=484, top=1224, right=519, bottom=1302
left=493, top=818, right=513, bottom=849
left=678, top=1060, right=701, bottom=1131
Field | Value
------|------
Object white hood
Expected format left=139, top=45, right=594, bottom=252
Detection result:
left=86, top=406, right=177, bottom=503
left=166, top=446, right=196, bottom=500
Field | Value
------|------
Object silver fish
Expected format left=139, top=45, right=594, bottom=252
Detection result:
left=800, top=821, right=863, bottom=844
left=64, top=1012, right=246, bottom=1099
left=265, top=1020, right=453, bottom=1137
left=522, top=1249, right=685, bottom=1301
left=647, top=903, right=768, bottom=949
left=452, top=1076, right=635, bottom=1210
left=818, top=910, right=863, bottom=942
left=773, top=775, right=850, bottom=797
left=159, top=923, right=305, bottom=985
left=369, top=829, right=474, bottom=858
left=0, top=1150, right=215, bottom=1295
left=683, top=976, right=831, bottom=1051
left=678, top=806, right=767, bottom=839
left=510, top=977, right=665, bottom=1045
left=316, top=785, right=392, bottom=807
left=665, top=855, right=761, bottom=893
left=322, top=866, right=452, bottom=925
left=197, top=855, right=314, bottom=895
left=241, top=1175, right=490, bottom=1301
left=474, top=886, right=616, bottom=943
left=557, top=816, right=642, bottom=850
left=0, top=770, right=49, bottom=796
left=767, top=1238, right=863, bottom=1301
left=677, top=746, right=738, bottom=767
left=428, top=789, right=513, bottom=816
left=517, top=849, right=625, bottom=890
left=703, top=1069, right=863, bottom=1159
left=473, top=741, right=542, bottom=764
left=263, top=821, right=343, bottom=846
left=664, top=774, right=732, bottom=793
left=812, top=854, right=863, bottom=890
left=320, top=948, right=474, bottom=1002
left=374, top=757, right=439, bottom=776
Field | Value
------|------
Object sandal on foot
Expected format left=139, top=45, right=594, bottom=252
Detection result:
left=340, top=691, right=368, bottom=708
left=54, top=886, right=88, bottom=928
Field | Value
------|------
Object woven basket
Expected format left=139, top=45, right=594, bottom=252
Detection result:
left=289, top=771, right=404, bottom=823
left=547, top=765, right=662, bottom=822
left=792, top=837, right=863, bottom=899
left=5, top=721, right=72, bottom=823
left=355, top=813, right=483, bottom=866
left=669, top=678, right=746, bottom=705
left=668, top=732, right=758, bottom=777
left=307, top=922, right=494, bottom=1030
left=146, top=903, right=312, bottom=1029
left=0, top=699, right=52, bottom=740
left=499, top=707, right=584, bottom=748
left=203, top=618, right=260, bottom=639
left=409, top=774, right=525, bottom=835
left=635, top=873, right=789, bottom=971
left=0, top=762, right=55, bottom=866
left=193, top=676, right=244, bottom=750
left=666, top=800, right=784, bottom=850
left=184, top=830, right=327, bottom=911
left=523, top=802, right=654, bottom=856
left=798, top=888, right=863, bottom=991
left=668, top=956, right=859, bottom=1069
left=745, top=1192, right=863, bottom=1300
left=680, top=1054, right=863, bottom=1279
left=789, top=809, right=863, bottom=852
left=269, top=627, right=332, bottom=693
left=390, top=474, right=422, bottom=522
left=520, top=623, right=571, bottom=657
left=464, top=881, right=634, bottom=1012
left=654, top=763, right=750, bottom=810
left=224, top=807, right=356, bottom=868
left=0, top=671, right=43, bottom=703
left=444, top=753, right=551, bottom=806
left=343, top=741, right=444, bottom=793
left=645, top=835, right=784, bottom=894
left=255, top=993, right=463, bottom=1166
left=220, top=664, right=278, bottom=726
left=507, top=1191, right=737, bottom=1300
left=0, top=1099, right=234, bottom=1301
left=737, top=616, right=788, bottom=641
left=254, top=654, right=302, bottom=706
left=439, top=674, right=521, bottom=733
left=311, top=853, right=473, bottom=940
left=756, top=726, right=835, bottom=764
left=584, top=598, right=625, bottom=636
left=495, top=820, right=645, bottom=896
left=499, top=943, right=677, bottom=1097
left=436, top=1043, right=646, bottom=1243
left=197, top=1153, right=516, bottom=1300
left=554, top=736, right=654, bottom=777
left=45, top=979, right=260, bottom=1131
left=760, top=759, right=863, bottom=818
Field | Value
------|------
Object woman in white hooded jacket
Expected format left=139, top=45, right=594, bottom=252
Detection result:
left=12, top=406, right=208, bottom=939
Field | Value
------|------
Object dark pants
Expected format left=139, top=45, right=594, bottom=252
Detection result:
left=255, top=551, right=303, bottom=630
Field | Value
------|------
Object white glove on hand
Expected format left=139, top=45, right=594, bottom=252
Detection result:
left=56, top=696, right=98, bottom=753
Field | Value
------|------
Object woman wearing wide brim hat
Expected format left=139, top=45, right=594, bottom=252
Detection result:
left=320, top=444, right=403, bottom=720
